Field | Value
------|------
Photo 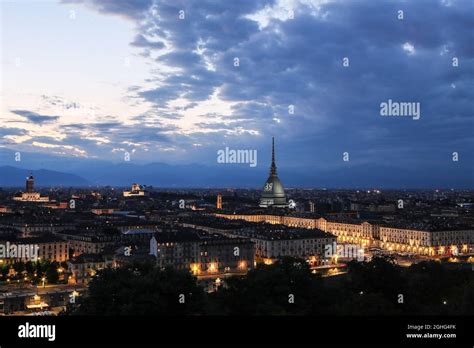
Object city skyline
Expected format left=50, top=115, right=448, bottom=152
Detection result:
left=1, top=0, right=473, bottom=188
left=0, top=1, right=473, bottom=345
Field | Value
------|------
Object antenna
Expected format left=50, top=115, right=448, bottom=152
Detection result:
left=270, top=136, right=277, bottom=175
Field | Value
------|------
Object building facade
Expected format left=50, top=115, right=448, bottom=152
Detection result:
left=12, top=175, right=49, bottom=202
left=68, top=254, right=113, bottom=284
left=123, top=183, right=149, bottom=197
left=149, top=230, right=254, bottom=278
left=0, top=236, right=68, bottom=263
left=215, top=213, right=474, bottom=256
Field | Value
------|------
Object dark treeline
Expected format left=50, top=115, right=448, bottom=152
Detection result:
left=1, top=260, right=66, bottom=285
left=65, top=257, right=474, bottom=316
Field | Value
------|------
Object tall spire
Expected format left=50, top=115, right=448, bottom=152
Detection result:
left=270, top=136, right=277, bottom=175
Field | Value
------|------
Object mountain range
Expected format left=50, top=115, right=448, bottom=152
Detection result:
left=0, top=149, right=472, bottom=188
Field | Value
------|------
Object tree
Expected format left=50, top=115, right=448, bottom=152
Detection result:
left=211, top=257, right=321, bottom=315
left=346, top=256, right=405, bottom=301
left=65, top=256, right=474, bottom=316
left=403, top=261, right=472, bottom=315
left=45, top=263, right=59, bottom=284
left=1, top=264, right=9, bottom=278
left=71, top=262, right=208, bottom=316
left=25, top=261, right=35, bottom=276
left=13, top=261, right=25, bottom=274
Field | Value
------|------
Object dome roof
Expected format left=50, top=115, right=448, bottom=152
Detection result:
left=260, top=174, right=287, bottom=206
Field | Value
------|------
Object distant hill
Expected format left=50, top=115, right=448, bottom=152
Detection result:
left=0, top=147, right=473, bottom=188
left=0, top=166, right=90, bottom=187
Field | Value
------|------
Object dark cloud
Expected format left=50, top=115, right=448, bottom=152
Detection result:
left=62, top=0, right=153, bottom=19
left=130, top=34, right=165, bottom=49
left=10, top=110, right=60, bottom=124
left=60, top=123, right=88, bottom=130
left=60, top=119, right=176, bottom=147
left=89, top=122, right=123, bottom=129
left=0, top=127, right=27, bottom=137
left=48, top=0, right=474, bottom=183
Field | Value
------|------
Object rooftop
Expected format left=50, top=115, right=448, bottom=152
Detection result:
left=235, top=225, right=335, bottom=241
left=69, top=253, right=108, bottom=264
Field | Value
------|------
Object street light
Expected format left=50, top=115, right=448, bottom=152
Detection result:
left=215, top=277, right=222, bottom=290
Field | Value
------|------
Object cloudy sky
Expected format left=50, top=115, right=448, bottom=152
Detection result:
left=1, top=0, right=473, bottom=185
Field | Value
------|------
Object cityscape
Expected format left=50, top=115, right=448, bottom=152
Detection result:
left=0, top=138, right=472, bottom=317
left=1, top=0, right=473, bottom=346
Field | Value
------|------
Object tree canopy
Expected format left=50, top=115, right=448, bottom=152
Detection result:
left=68, top=257, right=474, bottom=316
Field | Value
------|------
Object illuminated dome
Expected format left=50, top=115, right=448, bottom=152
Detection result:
left=259, top=137, right=287, bottom=208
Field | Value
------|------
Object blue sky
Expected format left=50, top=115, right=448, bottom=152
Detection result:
left=1, top=0, right=473, bottom=187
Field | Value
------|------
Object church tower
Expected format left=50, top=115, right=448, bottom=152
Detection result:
left=26, top=174, right=34, bottom=193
